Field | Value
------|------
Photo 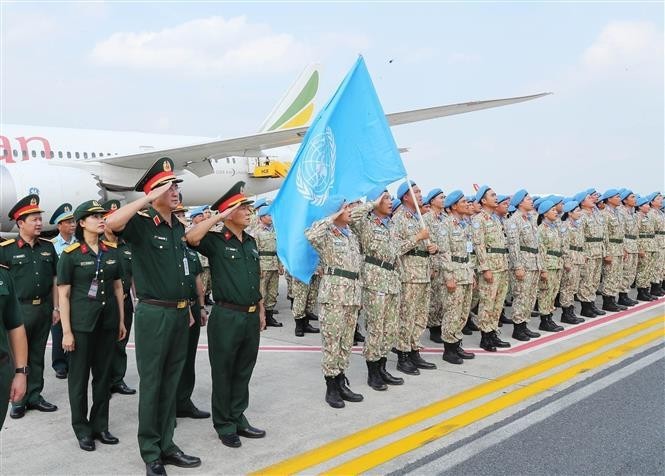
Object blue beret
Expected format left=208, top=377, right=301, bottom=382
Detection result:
left=465, top=195, right=476, bottom=203
left=474, top=185, right=490, bottom=203
left=586, top=188, right=597, bottom=195
left=532, top=195, right=541, bottom=202
left=254, top=197, right=268, bottom=210
left=396, top=180, right=416, bottom=200
left=444, top=190, right=464, bottom=209
left=563, top=200, right=579, bottom=214
left=424, top=188, right=444, bottom=205
left=510, top=189, right=528, bottom=209
left=636, top=195, right=650, bottom=207
left=189, top=205, right=207, bottom=219
left=574, top=191, right=590, bottom=204
left=391, top=198, right=401, bottom=213
left=366, top=185, right=388, bottom=203
left=620, top=189, right=633, bottom=200
left=538, top=200, right=555, bottom=215
left=646, top=191, right=661, bottom=203
left=496, top=194, right=510, bottom=204
left=600, top=189, right=620, bottom=201
left=549, top=195, right=564, bottom=206
left=320, top=195, right=346, bottom=217
left=257, top=207, right=271, bottom=218
left=533, top=197, right=544, bottom=209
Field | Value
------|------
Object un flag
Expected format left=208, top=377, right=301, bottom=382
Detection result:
left=271, top=56, right=406, bottom=282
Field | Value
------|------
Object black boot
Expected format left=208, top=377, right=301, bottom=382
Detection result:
left=523, top=324, right=541, bottom=338
left=428, top=326, right=444, bottom=344
left=366, top=361, right=387, bottom=391
left=353, top=325, right=365, bottom=345
left=651, top=282, right=665, bottom=297
left=467, top=317, right=480, bottom=331
left=462, top=316, right=477, bottom=335
left=580, top=301, right=596, bottom=318
left=590, top=301, right=606, bottom=316
left=378, top=357, right=404, bottom=385
left=618, top=292, right=636, bottom=307
left=324, top=376, right=344, bottom=408
left=303, top=317, right=320, bottom=334
left=499, top=309, right=513, bottom=325
left=294, top=318, right=305, bottom=337
left=480, top=331, right=497, bottom=352
left=409, top=350, right=437, bottom=369
left=396, top=351, right=419, bottom=375
left=335, top=373, right=363, bottom=402
left=601, top=296, right=621, bottom=312
left=512, top=322, right=530, bottom=341
left=265, top=310, right=283, bottom=327
left=504, top=297, right=513, bottom=307
left=457, top=341, right=475, bottom=359
left=636, top=287, right=653, bottom=302
left=442, top=342, right=463, bottom=364
left=531, top=300, right=540, bottom=317
left=490, top=330, right=511, bottom=348
left=539, top=314, right=563, bottom=332
left=554, top=293, right=561, bottom=308
left=561, top=306, right=583, bottom=324
left=306, top=312, right=319, bottom=321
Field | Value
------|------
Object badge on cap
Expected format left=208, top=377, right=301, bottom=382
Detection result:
left=64, top=205, right=71, bottom=212
left=110, top=203, right=118, bottom=211
left=30, top=197, right=37, bottom=206
left=163, top=160, right=172, bottom=172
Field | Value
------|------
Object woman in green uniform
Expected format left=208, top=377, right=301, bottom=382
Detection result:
left=57, top=201, right=126, bottom=451
left=536, top=200, right=564, bottom=333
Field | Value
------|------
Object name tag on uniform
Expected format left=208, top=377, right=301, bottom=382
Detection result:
left=106, top=259, right=116, bottom=265
left=80, top=261, right=95, bottom=266
left=466, top=241, right=474, bottom=253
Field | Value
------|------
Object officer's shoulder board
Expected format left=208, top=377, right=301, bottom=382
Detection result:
left=64, top=242, right=81, bottom=254
left=38, top=237, right=53, bottom=244
left=102, top=240, right=117, bottom=249
left=0, top=238, right=16, bottom=247
left=137, top=209, right=150, bottom=218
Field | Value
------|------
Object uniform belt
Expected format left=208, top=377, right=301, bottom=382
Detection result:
left=18, top=297, right=46, bottom=305
left=451, top=256, right=469, bottom=263
left=585, top=237, right=603, bottom=243
left=215, top=301, right=258, bottom=313
left=519, top=246, right=538, bottom=254
left=639, top=234, right=655, bottom=239
left=656, top=231, right=665, bottom=236
left=569, top=245, right=584, bottom=252
left=546, top=250, right=563, bottom=257
left=487, top=247, right=508, bottom=254
left=364, top=255, right=395, bottom=271
left=609, top=238, right=623, bottom=244
left=325, top=268, right=359, bottom=280
left=140, top=299, right=189, bottom=309
left=624, top=234, right=637, bottom=240
left=258, top=251, right=277, bottom=256
left=405, top=249, right=429, bottom=258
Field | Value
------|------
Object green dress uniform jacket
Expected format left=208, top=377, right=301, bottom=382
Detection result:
left=0, top=266, right=23, bottom=429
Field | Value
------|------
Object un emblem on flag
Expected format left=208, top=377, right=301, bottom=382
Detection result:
left=296, top=126, right=336, bottom=206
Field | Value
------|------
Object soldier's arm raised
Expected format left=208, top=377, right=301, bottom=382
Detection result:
left=106, top=182, right=173, bottom=233
left=186, top=204, right=239, bottom=247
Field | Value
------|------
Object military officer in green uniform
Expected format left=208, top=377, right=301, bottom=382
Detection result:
left=106, top=158, right=201, bottom=476
left=57, top=200, right=127, bottom=451
left=103, top=200, right=137, bottom=396
left=0, top=266, right=28, bottom=430
left=0, top=194, right=60, bottom=419
left=186, top=181, right=267, bottom=449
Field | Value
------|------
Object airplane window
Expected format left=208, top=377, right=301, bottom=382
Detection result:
left=32, top=150, right=37, bottom=158
left=58, top=151, right=63, bottom=158
left=13, top=149, right=18, bottom=157
left=0, top=149, right=6, bottom=157
left=83, top=152, right=88, bottom=159
left=40, top=150, right=45, bottom=158
left=75, top=152, right=80, bottom=159
left=91, top=152, right=96, bottom=158
left=49, top=151, right=54, bottom=158
left=22, top=150, right=28, bottom=158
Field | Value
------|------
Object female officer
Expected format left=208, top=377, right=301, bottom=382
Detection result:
left=536, top=200, right=564, bottom=333
left=57, top=201, right=126, bottom=451
left=559, top=201, right=585, bottom=324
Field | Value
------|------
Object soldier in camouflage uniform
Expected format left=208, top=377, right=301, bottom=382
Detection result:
left=465, top=197, right=481, bottom=333
left=472, top=185, right=511, bottom=351
left=618, top=190, right=640, bottom=307
left=577, top=190, right=607, bottom=317
left=305, top=198, right=364, bottom=409
left=253, top=208, right=283, bottom=327
left=392, top=181, right=437, bottom=375
left=291, top=273, right=321, bottom=337
left=536, top=200, right=565, bottom=332
left=559, top=201, right=586, bottom=324
left=635, top=195, right=658, bottom=301
left=439, top=191, right=476, bottom=364
left=349, top=187, right=406, bottom=390
left=647, top=193, right=665, bottom=297
left=505, top=190, right=542, bottom=341
left=599, top=190, right=627, bottom=311
left=422, top=188, right=447, bottom=344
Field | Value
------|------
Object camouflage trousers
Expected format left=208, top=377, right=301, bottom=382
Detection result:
left=285, top=272, right=293, bottom=299
left=260, top=270, right=279, bottom=310
left=471, top=270, right=480, bottom=311
left=397, top=282, right=430, bottom=352
left=361, top=289, right=399, bottom=362
left=319, top=303, right=359, bottom=377
left=511, top=270, right=539, bottom=324
left=428, top=270, right=444, bottom=327
left=442, top=282, right=472, bottom=343
left=200, top=267, right=211, bottom=295
left=622, top=253, right=639, bottom=293
left=477, top=270, right=509, bottom=332
left=560, top=264, right=582, bottom=307
left=654, top=249, right=665, bottom=282
left=538, top=268, right=562, bottom=315
left=601, top=256, right=623, bottom=297
left=291, top=276, right=320, bottom=319
left=636, top=251, right=655, bottom=288
left=578, top=257, right=602, bottom=302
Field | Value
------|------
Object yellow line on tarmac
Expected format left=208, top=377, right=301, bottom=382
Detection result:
left=326, top=326, right=664, bottom=475
left=254, top=315, right=663, bottom=475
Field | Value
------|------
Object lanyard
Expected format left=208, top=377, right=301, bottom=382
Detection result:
left=94, top=250, right=104, bottom=280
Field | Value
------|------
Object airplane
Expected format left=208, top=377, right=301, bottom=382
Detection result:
left=0, top=63, right=550, bottom=234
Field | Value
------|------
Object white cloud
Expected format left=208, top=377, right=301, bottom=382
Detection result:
left=90, top=15, right=311, bottom=77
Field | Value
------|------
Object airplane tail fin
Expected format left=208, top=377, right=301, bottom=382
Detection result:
left=258, top=63, right=320, bottom=133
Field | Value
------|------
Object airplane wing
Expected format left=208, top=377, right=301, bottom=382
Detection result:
left=53, top=92, right=550, bottom=184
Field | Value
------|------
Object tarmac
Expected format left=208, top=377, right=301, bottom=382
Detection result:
left=1, top=282, right=663, bottom=475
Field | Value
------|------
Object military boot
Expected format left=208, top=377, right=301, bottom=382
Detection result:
left=490, top=330, right=511, bottom=348
left=651, top=282, right=665, bottom=297
left=306, top=312, right=319, bottom=321
left=378, top=357, right=404, bottom=385
left=265, top=310, right=283, bottom=327
left=442, top=342, right=463, bottom=364
left=294, top=318, right=305, bottom=337
left=324, top=376, right=344, bottom=408
left=531, top=300, right=540, bottom=317
left=409, top=350, right=437, bottom=369
left=428, top=326, right=444, bottom=344
left=580, top=301, right=596, bottom=318
left=499, top=309, right=514, bottom=325
left=590, top=301, right=606, bottom=316
left=353, top=325, right=365, bottom=345
left=396, top=351, right=419, bottom=375
left=539, top=314, right=563, bottom=332
left=462, top=316, right=478, bottom=335
left=554, top=293, right=561, bottom=308
left=561, top=306, right=581, bottom=324
left=303, top=317, right=320, bottom=334
left=511, top=322, right=530, bottom=341
left=618, top=292, right=637, bottom=307
left=601, top=296, right=621, bottom=312
left=456, top=341, right=475, bottom=359
left=335, top=373, right=363, bottom=402
left=480, top=331, right=497, bottom=352
left=366, top=361, right=387, bottom=391
left=523, top=324, right=541, bottom=338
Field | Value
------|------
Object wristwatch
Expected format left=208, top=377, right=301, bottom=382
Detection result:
left=53, top=306, right=60, bottom=312
left=15, top=366, right=30, bottom=375
left=200, top=306, right=206, bottom=311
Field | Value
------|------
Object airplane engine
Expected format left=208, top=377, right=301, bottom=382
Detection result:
left=0, top=161, right=105, bottom=233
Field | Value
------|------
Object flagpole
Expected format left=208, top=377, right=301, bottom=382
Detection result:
left=405, top=177, right=430, bottom=245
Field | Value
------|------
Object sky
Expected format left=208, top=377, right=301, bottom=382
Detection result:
left=1, top=1, right=663, bottom=197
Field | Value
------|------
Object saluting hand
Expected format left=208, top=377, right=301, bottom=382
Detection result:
left=146, top=182, right=173, bottom=202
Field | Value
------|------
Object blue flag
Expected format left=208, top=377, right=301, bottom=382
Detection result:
left=271, top=56, right=407, bottom=282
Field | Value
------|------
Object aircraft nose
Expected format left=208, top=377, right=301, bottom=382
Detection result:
left=0, top=164, right=18, bottom=232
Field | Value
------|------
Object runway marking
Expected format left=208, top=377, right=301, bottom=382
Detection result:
left=253, top=314, right=664, bottom=475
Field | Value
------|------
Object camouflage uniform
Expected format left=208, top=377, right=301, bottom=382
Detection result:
left=291, top=272, right=320, bottom=320
left=472, top=209, right=509, bottom=332
left=392, top=206, right=431, bottom=352
left=349, top=202, right=403, bottom=362
left=305, top=217, right=362, bottom=377
left=441, top=216, right=473, bottom=343
left=578, top=209, right=605, bottom=302
left=620, top=206, right=640, bottom=293
left=505, top=212, right=542, bottom=324
left=600, top=205, right=625, bottom=297
left=560, top=218, right=585, bottom=307
left=636, top=211, right=656, bottom=288
left=650, top=207, right=665, bottom=283
left=423, top=211, right=448, bottom=329
left=537, top=220, right=563, bottom=315
left=466, top=218, right=480, bottom=314
left=253, top=224, right=280, bottom=311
